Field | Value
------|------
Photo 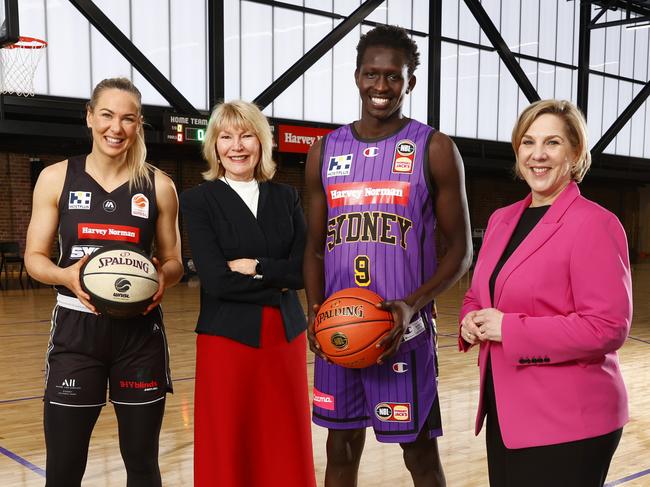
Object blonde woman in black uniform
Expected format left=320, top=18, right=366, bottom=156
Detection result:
left=25, top=77, right=183, bottom=487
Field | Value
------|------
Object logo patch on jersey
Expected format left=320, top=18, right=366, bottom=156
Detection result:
left=68, top=191, right=92, bottom=210
left=327, top=154, right=353, bottom=177
left=327, top=181, right=411, bottom=208
left=313, top=388, right=335, bottom=411
left=375, top=402, right=411, bottom=422
left=392, top=362, right=409, bottom=373
left=392, top=139, right=416, bottom=174
left=69, top=245, right=101, bottom=259
left=363, top=146, right=379, bottom=158
left=78, top=223, right=140, bottom=243
left=103, top=199, right=116, bottom=212
left=131, top=194, right=149, bottom=219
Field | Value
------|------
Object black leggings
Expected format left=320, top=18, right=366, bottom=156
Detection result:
left=484, top=370, right=622, bottom=487
left=44, top=399, right=165, bottom=487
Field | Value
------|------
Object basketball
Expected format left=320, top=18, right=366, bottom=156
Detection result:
left=80, top=245, right=159, bottom=318
left=314, top=288, right=394, bottom=369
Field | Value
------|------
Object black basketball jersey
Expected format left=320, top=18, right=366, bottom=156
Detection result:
left=56, top=155, right=158, bottom=297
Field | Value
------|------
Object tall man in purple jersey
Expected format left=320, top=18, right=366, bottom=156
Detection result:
left=304, top=26, right=472, bottom=486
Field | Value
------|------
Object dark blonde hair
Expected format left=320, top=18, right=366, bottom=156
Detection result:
left=512, top=99, right=591, bottom=183
left=202, top=100, right=276, bottom=182
left=87, top=77, right=153, bottom=189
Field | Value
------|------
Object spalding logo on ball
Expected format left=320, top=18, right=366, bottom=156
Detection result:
left=314, top=287, right=394, bottom=368
left=80, top=245, right=159, bottom=318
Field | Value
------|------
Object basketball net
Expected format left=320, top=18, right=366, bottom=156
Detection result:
left=0, top=37, right=47, bottom=97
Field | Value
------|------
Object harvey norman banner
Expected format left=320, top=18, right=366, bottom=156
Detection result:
left=278, top=124, right=333, bottom=153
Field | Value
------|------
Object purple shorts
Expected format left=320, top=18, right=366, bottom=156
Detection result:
left=312, top=333, right=442, bottom=444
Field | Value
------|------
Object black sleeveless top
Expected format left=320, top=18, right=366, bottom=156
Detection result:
left=56, top=155, right=158, bottom=297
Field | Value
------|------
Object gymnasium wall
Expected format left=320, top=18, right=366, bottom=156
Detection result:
left=0, top=152, right=644, bottom=263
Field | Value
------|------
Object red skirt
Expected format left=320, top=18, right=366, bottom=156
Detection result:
left=194, top=307, right=316, bottom=487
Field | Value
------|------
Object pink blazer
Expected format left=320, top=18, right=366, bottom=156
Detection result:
left=459, top=182, right=631, bottom=449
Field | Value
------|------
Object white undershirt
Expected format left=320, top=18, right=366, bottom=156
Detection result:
left=221, top=176, right=259, bottom=218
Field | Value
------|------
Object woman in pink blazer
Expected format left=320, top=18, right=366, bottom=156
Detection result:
left=459, top=100, right=632, bottom=487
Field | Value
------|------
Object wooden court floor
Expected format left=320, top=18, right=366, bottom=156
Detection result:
left=1, top=265, right=649, bottom=486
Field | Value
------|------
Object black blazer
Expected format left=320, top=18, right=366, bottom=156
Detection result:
left=180, top=179, right=307, bottom=347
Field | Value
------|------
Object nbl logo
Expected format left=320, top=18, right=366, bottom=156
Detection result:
left=114, top=278, right=132, bottom=292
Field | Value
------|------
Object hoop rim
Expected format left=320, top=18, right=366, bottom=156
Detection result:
left=4, top=36, right=48, bottom=50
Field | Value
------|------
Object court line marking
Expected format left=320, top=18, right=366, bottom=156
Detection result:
left=605, top=468, right=650, bottom=486
left=0, top=445, right=45, bottom=477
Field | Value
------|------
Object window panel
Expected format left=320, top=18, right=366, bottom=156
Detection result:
left=519, top=0, right=539, bottom=56
left=367, top=1, right=387, bottom=23
left=587, top=74, right=604, bottom=140
left=537, top=62, right=555, bottom=100
left=603, top=14, right=621, bottom=75
left=477, top=50, right=499, bottom=140
left=614, top=81, right=632, bottom=156
left=440, top=42, right=457, bottom=135
left=46, top=0, right=91, bottom=99
left=224, top=0, right=240, bottom=101
left=517, top=60, right=537, bottom=115
left=458, top=0, right=480, bottom=44
left=409, top=35, right=428, bottom=123
left=500, top=0, right=520, bottom=51
left=497, top=60, right=519, bottom=142
left=619, top=27, right=635, bottom=80
left=644, top=98, right=650, bottom=158
left=90, top=0, right=131, bottom=90
left=538, top=0, right=557, bottom=60
left=132, top=0, right=170, bottom=106
left=633, top=29, right=648, bottom=80
left=334, top=0, right=359, bottom=17
left=555, top=67, right=572, bottom=102
left=272, top=8, right=304, bottom=120
left=412, top=0, right=429, bottom=34
left=479, top=0, right=500, bottom=47
left=387, top=0, right=410, bottom=29
left=240, top=3, right=272, bottom=112
left=455, top=46, right=478, bottom=138
left=18, top=0, right=48, bottom=94
left=170, top=0, right=206, bottom=110
left=589, top=22, right=605, bottom=71
left=332, top=23, right=360, bottom=124
left=304, top=13, right=333, bottom=123
left=629, top=85, right=645, bottom=158
left=442, top=0, right=458, bottom=40
left=556, top=0, right=574, bottom=65
left=601, top=77, right=619, bottom=151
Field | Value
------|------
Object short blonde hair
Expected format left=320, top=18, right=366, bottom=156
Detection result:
left=511, top=99, right=591, bottom=183
left=202, top=100, right=276, bottom=182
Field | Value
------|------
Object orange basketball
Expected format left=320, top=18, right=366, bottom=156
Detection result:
left=314, top=287, right=394, bottom=369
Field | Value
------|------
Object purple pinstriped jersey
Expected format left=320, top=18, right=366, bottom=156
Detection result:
left=320, top=119, right=438, bottom=346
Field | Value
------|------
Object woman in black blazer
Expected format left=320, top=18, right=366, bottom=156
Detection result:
left=180, top=101, right=316, bottom=487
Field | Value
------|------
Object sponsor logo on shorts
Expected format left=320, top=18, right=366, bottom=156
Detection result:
left=327, top=181, right=410, bottom=208
left=69, top=191, right=92, bottom=210
left=103, top=199, right=116, bottom=212
left=152, top=323, right=160, bottom=333
left=120, top=380, right=159, bottom=392
left=313, top=388, right=335, bottom=411
left=70, top=245, right=101, bottom=259
left=392, top=139, right=416, bottom=174
left=131, top=194, right=149, bottom=219
left=77, top=223, right=140, bottom=243
left=327, top=154, right=353, bottom=177
left=56, top=378, right=82, bottom=397
left=363, top=146, right=379, bottom=157
left=392, top=362, right=409, bottom=373
left=375, top=402, right=411, bottom=422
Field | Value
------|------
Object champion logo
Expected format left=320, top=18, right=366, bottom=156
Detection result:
left=392, top=362, right=409, bottom=373
left=363, top=146, right=379, bottom=157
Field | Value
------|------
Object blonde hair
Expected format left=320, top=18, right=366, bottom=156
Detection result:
left=202, top=100, right=276, bottom=181
left=87, top=77, right=153, bottom=190
left=511, top=99, right=591, bottom=183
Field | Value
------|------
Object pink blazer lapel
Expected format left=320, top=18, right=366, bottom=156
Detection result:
left=492, top=182, right=581, bottom=307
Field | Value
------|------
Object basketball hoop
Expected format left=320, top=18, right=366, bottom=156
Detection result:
left=0, top=36, right=47, bottom=97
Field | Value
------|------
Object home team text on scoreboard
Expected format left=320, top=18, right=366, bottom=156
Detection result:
left=164, top=114, right=209, bottom=143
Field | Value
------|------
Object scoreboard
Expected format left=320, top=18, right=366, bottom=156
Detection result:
left=164, top=113, right=209, bottom=144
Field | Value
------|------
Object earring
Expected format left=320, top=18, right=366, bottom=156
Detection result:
left=405, top=89, right=410, bottom=94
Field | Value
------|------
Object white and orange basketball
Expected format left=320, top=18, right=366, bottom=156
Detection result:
left=80, top=245, right=159, bottom=318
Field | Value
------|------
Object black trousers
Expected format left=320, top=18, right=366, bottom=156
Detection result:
left=484, top=368, right=622, bottom=487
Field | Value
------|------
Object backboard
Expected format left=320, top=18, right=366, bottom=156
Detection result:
left=0, top=0, right=19, bottom=48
